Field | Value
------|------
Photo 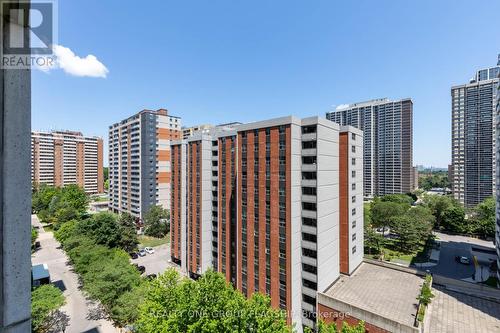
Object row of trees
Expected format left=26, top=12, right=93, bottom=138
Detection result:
left=422, top=194, right=495, bottom=237
left=54, top=212, right=144, bottom=326
left=137, top=268, right=365, bottom=333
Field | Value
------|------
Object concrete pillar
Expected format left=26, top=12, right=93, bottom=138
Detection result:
left=0, top=0, right=32, bottom=331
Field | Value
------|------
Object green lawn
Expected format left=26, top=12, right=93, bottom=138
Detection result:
left=365, top=238, right=431, bottom=265
left=138, top=234, right=169, bottom=248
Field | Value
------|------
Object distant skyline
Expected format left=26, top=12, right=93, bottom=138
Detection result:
left=31, top=0, right=500, bottom=167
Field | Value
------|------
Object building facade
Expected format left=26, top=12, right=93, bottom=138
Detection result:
left=108, top=109, right=181, bottom=219
left=326, top=98, right=414, bottom=198
left=170, top=116, right=364, bottom=330
left=31, top=130, right=104, bottom=194
left=495, top=53, right=500, bottom=284
left=182, top=124, right=214, bottom=139
left=452, top=61, right=499, bottom=207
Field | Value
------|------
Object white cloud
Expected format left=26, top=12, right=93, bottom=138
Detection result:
left=36, top=44, right=109, bottom=78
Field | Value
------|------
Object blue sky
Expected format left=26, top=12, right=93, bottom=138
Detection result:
left=32, top=0, right=500, bottom=167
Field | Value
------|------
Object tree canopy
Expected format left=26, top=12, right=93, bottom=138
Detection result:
left=136, top=269, right=290, bottom=333
left=31, top=284, right=66, bottom=333
left=143, top=205, right=169, bottom=238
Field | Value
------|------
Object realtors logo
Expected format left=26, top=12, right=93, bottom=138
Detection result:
left=1, top=0, right=57, bottom=68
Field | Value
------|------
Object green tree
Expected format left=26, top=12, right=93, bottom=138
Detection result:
left=82, top=250, right=142, bottom=312
left=370, top=199, right=408, bottom=234
left=143, top=205, right=169, bottom=238
left=422, top=194, right=455, bottom=228
left=118, top=213, right=139, bottom=253
left=312, top=320, right=365, bottom=333
left=381, top=194, right=414, bottom=206
left=32, top=227, right=39, bottom=250
left=77, top=212, right=122, bottom=248
left=59, top=184, right=89, bottom=213
left=54, top=220, right=78, bottom=244
left=32, top=184, right=60, bottom=213
left=111, top=281, right=148, bottom=326
left=474, top=197, right=495, bottom=237
left=441, top=206, right=466, bottom=233
left=136, top=269, right=290, bottom=333
left=390, top=209, right=432, bottom=253
left=31, top=285, right=66, bottom=333
left=364, top=222, right=384, bottom=255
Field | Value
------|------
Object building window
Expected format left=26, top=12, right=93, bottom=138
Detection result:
left=352, top=170, right=356, bottom=178
left=351, top=145, right=355, bottom=153
left=352, top=220, right=356, bottom=228
left=351, top=195, right=356, bottom=203
left=351, top=158, right=355, bottom=165
left=351, top=208, right=356, bottom=216
left=352, top=183, right=356, bottom=190
left=351, top=133, right=356, bottom=140
left=352, top=246, right=356, bottom=254
left=352, top=233, right=356, bottom=241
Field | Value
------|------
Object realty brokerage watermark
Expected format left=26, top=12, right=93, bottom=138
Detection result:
left=1, top=0, right=57, bottom=69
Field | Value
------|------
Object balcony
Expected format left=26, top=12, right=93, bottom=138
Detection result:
left=301, top=133, right=316, bottom=141
left=302, top=210, right=316, bottom=219
left=301, top=194, right=316, bottom=203
left=301, top=255, right=317, bottom=267
left=301, top=148, right=317, bottom=156
left=301, top=164, right=316, bottom=172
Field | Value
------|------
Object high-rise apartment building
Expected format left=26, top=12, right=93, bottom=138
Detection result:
left=182, top=124, right=214, bottom=139
left=452, top=59, right=499, bottom=207
left=108, top=109, right=181, bottom=219
left=31, top=130, right=104, bottom=194
left=170, top=116, right=364, bottom=330
left=326, top=98, right=414, bottom=198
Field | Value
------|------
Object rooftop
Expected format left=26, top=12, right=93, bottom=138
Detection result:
left=321, top=262, right=423, bottom=328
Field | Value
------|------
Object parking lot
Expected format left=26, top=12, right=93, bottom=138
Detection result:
left=428, top=232, right=496, bottom=281
left=130, top=243, right=172, bottom=276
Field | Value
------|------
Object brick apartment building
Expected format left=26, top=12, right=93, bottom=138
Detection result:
left=31, top=130, right=104, bottom=194
left=170, top=116, right=364, bottom=331
left=108, top=109, right=181, bottom=219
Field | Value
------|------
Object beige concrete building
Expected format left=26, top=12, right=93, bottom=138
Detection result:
left=31, top=130, right=104, bottom=194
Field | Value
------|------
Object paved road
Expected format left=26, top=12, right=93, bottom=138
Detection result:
left=31, top=215, right=118, bottom=333
left=131, top=243, right=172, bottom=276
left=428, top=237, right=475, bottom=280
left=428, top=232, right=495, bottom=281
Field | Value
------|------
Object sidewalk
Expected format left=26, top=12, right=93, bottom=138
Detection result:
left=31, top=215, right=119, bottom=333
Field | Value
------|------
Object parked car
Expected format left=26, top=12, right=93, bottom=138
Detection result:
left=145, top=247, right=155, bottom=254
left=455, top=256, right=470, bottom=265
left=129, top=252, right=138, bottom=259
left=138, top=249, right=147, bottom=257
left=146, top=273, right=157, bottom=280
left=133, top=264, right=146, bottom=274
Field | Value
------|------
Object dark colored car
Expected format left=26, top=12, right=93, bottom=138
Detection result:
left=130, top=252, right=138, bottom=259
left=146, top=273, right=157, bottom=280
left=137, top=265, right=146, bottom=274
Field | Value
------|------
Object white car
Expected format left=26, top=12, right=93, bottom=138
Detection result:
left=145, top=247, right=155, bottom=254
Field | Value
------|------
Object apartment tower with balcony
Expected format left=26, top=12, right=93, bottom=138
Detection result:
left=170, top=116, right=363, bottom=331
left=326, top=98, right=414, bottom=199
left=108, top=109, right=181, bottom=219
left=31, top=130, right=104, bottom=194
left=452, top=60, right=499, bottom=207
